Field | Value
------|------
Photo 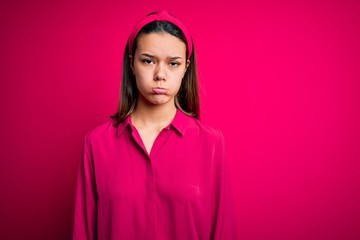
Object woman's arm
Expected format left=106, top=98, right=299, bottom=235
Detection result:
left=211, top=130, right=237, bottom=240
left=72, top=133, right=97, bottom=240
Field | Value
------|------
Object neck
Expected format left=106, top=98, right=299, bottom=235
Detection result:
left=131, top=98, right=177, bottom=129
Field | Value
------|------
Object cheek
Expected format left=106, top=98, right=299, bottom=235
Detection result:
left=134, top=63, right=151, bottom=77
left=172, top=72, right=185, bottom=87
left=134, top=70, right=151, bottom=85
left=135, top=77, right=148, bottom=93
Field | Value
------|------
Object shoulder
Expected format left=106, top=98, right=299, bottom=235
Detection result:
left=196, top=119, right=223, bottom=138
left=183, top=115, right=224, bottom=145
left=190, top=118, right=227, bottom=161
left=84, top=119, right=117, bottom=144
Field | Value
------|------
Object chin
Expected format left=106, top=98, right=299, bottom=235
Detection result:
left=147, top=95, right=173, bottom=106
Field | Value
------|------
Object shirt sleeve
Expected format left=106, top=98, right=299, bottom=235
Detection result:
left=211, top=130, right=237, bottom=240
left=73, top=133, right=97, bottom=240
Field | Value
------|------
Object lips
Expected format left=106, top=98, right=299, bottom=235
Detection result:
left=152, top=87, right=168, bottom=95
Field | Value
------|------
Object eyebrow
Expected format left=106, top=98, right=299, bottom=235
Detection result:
left=140, top=53, right=183, bottom=60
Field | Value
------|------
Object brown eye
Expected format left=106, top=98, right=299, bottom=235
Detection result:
left=170, top=62, right=180, bottom=67
left=143, top=59, right=154, bottom=64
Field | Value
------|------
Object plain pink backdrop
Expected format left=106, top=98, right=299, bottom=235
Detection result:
left=1, top=0, right=359, bottom=239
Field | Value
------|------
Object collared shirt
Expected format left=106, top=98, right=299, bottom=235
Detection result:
left=72, top=109, right=237, bottom=240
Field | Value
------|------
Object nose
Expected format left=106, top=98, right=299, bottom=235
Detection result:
left=154, top=62, right=166, bottom=81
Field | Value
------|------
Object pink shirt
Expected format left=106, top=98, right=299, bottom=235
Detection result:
left=73, top=109, right=237, bottom=240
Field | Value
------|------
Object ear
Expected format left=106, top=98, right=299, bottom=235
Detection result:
left=129, top=55, right=135, bottom=75
left=184, top=59, right=190, bottom=75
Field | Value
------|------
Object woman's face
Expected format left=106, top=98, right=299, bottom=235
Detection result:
left=131, top=32, right=189, bottom=107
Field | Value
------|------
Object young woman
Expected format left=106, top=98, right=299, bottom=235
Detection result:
left=73, top=10, right=237, bottom=240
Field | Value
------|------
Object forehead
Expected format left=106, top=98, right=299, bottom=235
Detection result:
left=135, top=32, right=186, bottom=57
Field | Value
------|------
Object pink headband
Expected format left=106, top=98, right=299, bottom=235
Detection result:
left=128, top=10, right=193, bottom=60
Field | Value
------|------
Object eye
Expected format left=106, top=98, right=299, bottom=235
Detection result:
left=142, top=59, right=154, bottom=64
left=169, top=61, right=180, bottom=67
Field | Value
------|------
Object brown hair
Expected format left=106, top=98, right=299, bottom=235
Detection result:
left=110, top=20, right=200, bottom=127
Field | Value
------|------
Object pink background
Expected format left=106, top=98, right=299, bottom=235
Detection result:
left=1, top=0, right=359, bottom=239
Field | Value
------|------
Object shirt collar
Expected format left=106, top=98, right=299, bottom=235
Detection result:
left=115, top=108, right=192, bottom=137
left=170, top=108, right=190, bottom=136
left=115, top=114, right=131, bottom=137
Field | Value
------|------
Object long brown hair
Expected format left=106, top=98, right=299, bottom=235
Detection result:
left=110, top=20, right=200, bottom=127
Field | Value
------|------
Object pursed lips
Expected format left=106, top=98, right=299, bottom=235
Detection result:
left=152, top=87, right=168, bottom=94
